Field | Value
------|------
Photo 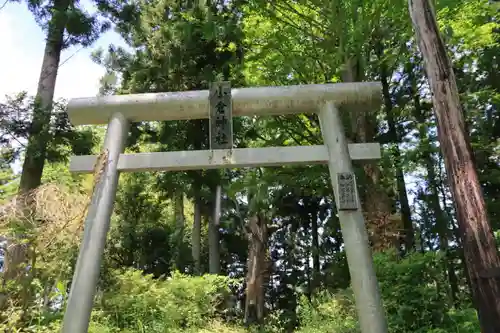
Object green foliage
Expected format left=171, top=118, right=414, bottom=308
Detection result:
left=0, top=93, right=97, bottom=166
left=295, top=252, right=480, bottom=333
left=0, top=183, right=87, bottom=331
left=0, top=162, right=18, bottom=203
left=375, top=252, right=453, bottom=331
left=22, top=0, right=110, bottom=49
left=25, top=270, right=244, bottom=333
left=438, top=0, right=499, bottom=50
left=2, top=0, right=499, bottom=332
left=296, top=290, right=358, bottom=333
left=100, top=270, right=239, bottom=331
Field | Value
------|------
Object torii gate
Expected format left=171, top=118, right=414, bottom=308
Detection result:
left=61, top=82, right=388, bottom=333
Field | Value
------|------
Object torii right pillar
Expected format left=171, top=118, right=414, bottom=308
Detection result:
left=319, top=101, right=388, bottom=333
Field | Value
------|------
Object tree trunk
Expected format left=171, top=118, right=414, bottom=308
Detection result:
left=409, top=0, right=500, bottom=331
left=19, top=0, right=71, bottom=193
left=341, top=58, right=398, bottom=252
left=174, top=191, right=185, bottom=271
left=244, top=215, right=268, bottom=326
left=379, top=50, right=415, bottom=252
left=439, top=164, right=472, bottom=304
left=42, top=279, right=53, bottom=310
left=424, top=149, right=457, bottom=305
left=208, top=185, right=221, bottom=274
left=311, top=209, right=320, bottom=289
left=418, top=224, right=426, bottom=254
left=426, top=149, right=459, bottom=307
left=424, top=138, right=460, bottom=307
left=4, top=0, right=71, bottom=298
left=191, top=119, right=204, bottom=275
left=192, top=193, right=202, bottom=275
left=411, top=74, right=460, bottom=306
left=2, top=241, right=28, bottom=282
left=446, top=251, right=460, bottom=308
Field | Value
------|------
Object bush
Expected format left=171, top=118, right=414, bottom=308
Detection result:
left=295, top=251, right=480, bottom=333
left=3, top=252, right=480, bottom=333
left=374, top=251, right=451, bottom=332
left=296, top=289, right=358, bottom=333
left=30, top=269, right=244, bottom=332
left=95, top=269, right=241, bottom=332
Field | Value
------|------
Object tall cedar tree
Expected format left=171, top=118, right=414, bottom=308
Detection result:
left=3, top=0, right=107, bottom=293
left=409, top=0, right=500, bottom=331
left=19, top=0, right=107, bottom=193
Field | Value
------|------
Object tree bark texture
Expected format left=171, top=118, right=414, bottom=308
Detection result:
left=174, top=191, right=185, bottom=271
left=411, top=76, right=461, bottom=305
left=311, top=209, right=320, bottom=287
left=19, top=0, right=71, bottom=193
left=209, top=185, right=221, bottom=274
left=379, top=48, right=415, bottom=252
left=244, top=215, right=268, bottom=325
left=192, top=193, right=202, bottom=275
left=342, top=58, right=400, bottom=252
left=409, top=0, right=500, bottom=331
left=191, top=120, right=205, bottom=275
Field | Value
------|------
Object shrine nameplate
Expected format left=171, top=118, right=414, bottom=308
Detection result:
left=337, top=172, right=358, bottom=210
left=209, top=81, right=233, bottom=150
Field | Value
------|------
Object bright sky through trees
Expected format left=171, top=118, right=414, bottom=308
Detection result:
left=0, top=0, right=126, bottom=101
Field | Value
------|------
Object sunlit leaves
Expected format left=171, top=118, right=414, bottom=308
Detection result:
left=0, top=93, right=96, bottom=164
left=438, top=0, right=499, bottom=50
left=23, top=0, right=109, bottom=49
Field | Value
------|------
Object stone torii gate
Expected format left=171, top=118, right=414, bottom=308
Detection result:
left=61, top=82, right=388, bottom=333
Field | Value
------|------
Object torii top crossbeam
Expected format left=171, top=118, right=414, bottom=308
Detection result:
left=67, top=82, right=382, bottom=125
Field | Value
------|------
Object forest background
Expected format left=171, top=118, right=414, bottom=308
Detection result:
left=0, top=0, right=499, bottom=332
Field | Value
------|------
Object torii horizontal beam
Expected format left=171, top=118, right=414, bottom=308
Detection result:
left=67, top=82, right=381, bottom=125
left=69, top=143, right=381, bottom=173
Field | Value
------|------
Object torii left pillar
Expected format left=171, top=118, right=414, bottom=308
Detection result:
left=61, top=112, right=129, bottom=333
